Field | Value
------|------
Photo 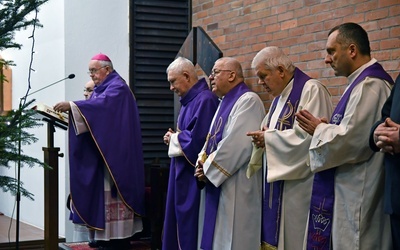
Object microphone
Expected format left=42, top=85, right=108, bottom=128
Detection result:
left=26, top=73, right=76, bottom=97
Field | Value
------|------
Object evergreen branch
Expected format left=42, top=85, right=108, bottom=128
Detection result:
left=0, top=176, right=34, bottom=200
left=0, top=0, right=49, bottom=50
left=0, top=99, right=51, bottom=199
left=0, top=0, right=51, bottom=200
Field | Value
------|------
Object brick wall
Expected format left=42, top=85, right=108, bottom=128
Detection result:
left=192, top=0, right=400, bottom=107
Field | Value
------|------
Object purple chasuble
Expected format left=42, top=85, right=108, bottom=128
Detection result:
left=69, top=70, right=145, bottom=229
left=162, top=78, right=219, bottom=250
left=262, top=68, right=310, bottom=249
left=306, top=62, right=394, bottom=250
left=200, top=82, right=250, bottom=250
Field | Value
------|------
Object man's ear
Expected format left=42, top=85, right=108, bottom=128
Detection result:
left=227, top=71, right=236, bottom=82
left=348, top=44, right=357, bottom=58
left=277, top=65, right=285, bottom=78
left=183, top=71, right=190, bottom=81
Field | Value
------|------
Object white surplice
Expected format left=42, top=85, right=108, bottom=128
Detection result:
left=199, top=91, right=265, bottom=250
left=262, top=78, right=333, bottom=250
left=306, top=59, right=392, bottom=250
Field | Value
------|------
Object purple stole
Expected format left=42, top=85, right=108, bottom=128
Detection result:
left=200, top=82, right=250, bottom=250
left=262, top=68, right=310, bottom=249
left=306, top=62, right=394, bottom=250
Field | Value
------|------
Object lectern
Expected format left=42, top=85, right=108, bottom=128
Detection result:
left=33, top=104, right=68, bottom=250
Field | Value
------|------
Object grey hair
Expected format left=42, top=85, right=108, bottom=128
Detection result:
left=166, top=57, right=196, bottom=76
left=99, top=60, right=114, bottom=70
left=251, top=46, right=295, bottom=73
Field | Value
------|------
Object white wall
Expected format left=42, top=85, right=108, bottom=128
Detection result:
left=63, top=0, right=130, bottom=241
left=0, top=0, right=129, bottom=242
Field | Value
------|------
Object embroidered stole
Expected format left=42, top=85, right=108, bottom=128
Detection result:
left=261, top=68, right=310, bottom=250
left=200, top=82, right=250, bottom=250
left=306, top=62, right=394, bottom=250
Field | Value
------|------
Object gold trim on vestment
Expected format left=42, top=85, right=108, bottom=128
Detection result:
left=261, top=241, right=277, bottom=250
left=211, top=160, right=231, bottom=177
left=209, top=117, right=222, bottom=152
left=277, top=100, right=297, bottom=131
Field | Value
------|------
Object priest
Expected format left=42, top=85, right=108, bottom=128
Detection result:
left=296, top=23, right=393, bottom=250
left=54, top=53, right=145, bottom=249
left=162, top=57, right=219, bottom=250
left=195, top=57, right=265, bottom=250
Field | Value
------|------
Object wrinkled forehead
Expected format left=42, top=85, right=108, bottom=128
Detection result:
left=167, top=70, right=180, bottom=81
left=213, top=60, right=225, bottom=70
left=88, top=60, right=101, bottom=68
left=254, top=67, right=265, bottom=77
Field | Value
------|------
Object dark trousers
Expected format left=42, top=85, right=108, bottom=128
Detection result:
left=391, top=214, right=400, bottom=249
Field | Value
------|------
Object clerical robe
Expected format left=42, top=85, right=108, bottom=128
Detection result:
left=199, top=90, right=265, bottom=250
left=162, top=78, right=219, bottom=250
left=68, top=70, right=145, bottom=239
left=305, top=59, right=392, bottom=250
left=263, top=78, right=333, bottom=250
left=370, top=73, right=400, bottom=249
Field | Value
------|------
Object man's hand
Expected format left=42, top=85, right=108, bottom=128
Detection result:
left=194, top=160, right=206, bottom=182
left=53, top=101, right=71, bottom=112
left=295, top=109, right=327, bottom=135
left=374, top=118, right=400, bottom=154
left=246, top=129, right=265, bottom=148
left=163, top=128, right=175, bottom=145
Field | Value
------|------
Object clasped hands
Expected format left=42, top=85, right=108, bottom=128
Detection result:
left=194, top=160, right=206, bottom=182
left=295, top=109, right=328, bottom=135
left=163, top=128, right=175, bottom=145
left=246, top=109, right=329, bottom=148
left=374, top=118, right=400, bottom=155
left=194, top=109, right=332, bottom=183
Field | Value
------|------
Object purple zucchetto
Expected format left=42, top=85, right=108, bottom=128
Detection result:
left=91, top=53, right=111, bottom=62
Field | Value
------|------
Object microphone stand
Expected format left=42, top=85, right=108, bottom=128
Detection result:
left=14, top=74, right=74, bottom=250
left=26, top=74, right=75, bottom=97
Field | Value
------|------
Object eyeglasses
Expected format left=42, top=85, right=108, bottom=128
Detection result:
left=83, top=88, right=93, bottom=93
left=210, top=69, right=232, bottom=77
left=87, top=66, right=107, bottom=75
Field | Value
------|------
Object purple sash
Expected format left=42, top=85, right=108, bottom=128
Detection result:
left=201, top=82, right=250, bottom=250
left=262, top=68, right=310, bottom=248
left=306, top=62, right=394, bottom=250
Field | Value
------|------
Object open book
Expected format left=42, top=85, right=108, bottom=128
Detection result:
left=32, top=103, right=68, bottom=130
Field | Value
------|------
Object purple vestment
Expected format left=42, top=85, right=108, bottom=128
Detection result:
left=262, top=68, right=310, bottom=249
left=69, top=70, right=145, bottom=230
left=306, top=62, right=394, bottom=250
left=162, top=78, right=219, bottom=250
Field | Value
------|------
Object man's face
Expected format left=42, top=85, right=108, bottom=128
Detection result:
left=88, top=60, right=109, bottom=85
left=254, top=64, right=285, bottom=98
left=324, top=30, right=352, bottom=77
left=167, top=70, right=190, bottom=97
left=209, top=61, right=232, bottom=98
left=84, top=81, right=95, bottom=100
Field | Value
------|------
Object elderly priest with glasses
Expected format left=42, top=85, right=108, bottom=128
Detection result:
left=54, top=53, right=145, bottom=250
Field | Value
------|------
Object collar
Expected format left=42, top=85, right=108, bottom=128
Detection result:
left=347, top=58, right=377, bottom=85
left=279, top=76, right=295, bottom=101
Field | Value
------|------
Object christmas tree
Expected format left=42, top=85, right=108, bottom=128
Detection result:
left=0, top=0, right=49, bottom=200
